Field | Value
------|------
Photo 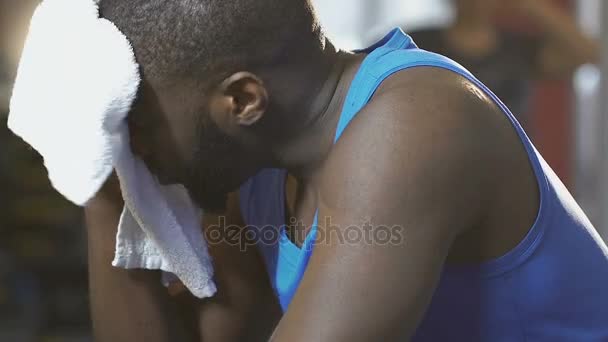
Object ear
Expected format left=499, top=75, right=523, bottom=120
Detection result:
left=219, top=72, right=269, bottom=126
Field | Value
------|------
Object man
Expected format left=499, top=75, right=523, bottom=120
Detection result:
left=87, top=0, right=608, bottom=341
left=409, top=0, right=598, bottom=128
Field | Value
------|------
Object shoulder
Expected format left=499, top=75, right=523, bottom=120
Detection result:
left=349, top=66, right=501, bottom=146
left=319, top=67, right=501, bottom=233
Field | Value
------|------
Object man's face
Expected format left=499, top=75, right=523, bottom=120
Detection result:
left=128, top=80, right=255, bottom=213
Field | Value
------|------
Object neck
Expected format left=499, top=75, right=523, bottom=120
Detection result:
left=261, top=39, right=362, bottom=181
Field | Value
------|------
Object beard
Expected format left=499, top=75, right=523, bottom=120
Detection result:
left=183, top=117, right=250, bottom=214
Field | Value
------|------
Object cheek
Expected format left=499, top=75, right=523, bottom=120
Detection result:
left=128, top=122, right=191, bottom=184
left=166, top=119, right=199, bottom=165
left=128, top=122, right=154, bottom=161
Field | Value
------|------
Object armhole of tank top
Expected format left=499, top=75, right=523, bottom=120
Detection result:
left=362, top=50, right=552, bottom=277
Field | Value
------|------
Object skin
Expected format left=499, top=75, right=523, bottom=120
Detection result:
left=86, top=176, right=281, bottom=342
left=270, top=67, right=539, bottom=341
left=106, top=29, right=542, bottom=341
left=86, top=176, right=193, bottom=342
left=86, top=2, right=596, bottom=339
left=86, top=38, right=349, bottom=342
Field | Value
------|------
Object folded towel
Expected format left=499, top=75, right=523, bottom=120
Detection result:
left=8, top=0, right=216, bottom=298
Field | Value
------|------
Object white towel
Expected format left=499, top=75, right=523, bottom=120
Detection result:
left=7, top=0, right=216, bottom=298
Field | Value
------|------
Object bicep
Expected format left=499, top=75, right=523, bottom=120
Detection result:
left=274, top=210, right=454, bottom=341
left=272, top=74, right=489, bottom=341
left=198, top=192, right=282, bottom=342
left=86, top=174, right=193, bottom=342
left=85, top=173, right=124, bottom=257
left=273, top=153, right=466, bottom=340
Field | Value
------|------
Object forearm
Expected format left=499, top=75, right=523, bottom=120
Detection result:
left=196, top=194, right=282, bottom=341
left=85, top=177, right=192, bottom=342
left=528, top=1, right=599, bottom=64
left=86, top=185, right=280, bottom=342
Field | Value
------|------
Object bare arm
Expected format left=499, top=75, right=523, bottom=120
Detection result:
left=270, top=69, right=492, bottom=341
left=86, top=177, right=280, bottom=341
left=85, top=174, right=192, bottom=342
left=195, top=192, right=282, bottom=341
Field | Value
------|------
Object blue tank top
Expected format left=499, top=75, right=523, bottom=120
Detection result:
left=239, top=28, right=608, bottom=341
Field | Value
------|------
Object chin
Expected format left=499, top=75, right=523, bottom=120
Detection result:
left=184, top=161, right=257, bottom=214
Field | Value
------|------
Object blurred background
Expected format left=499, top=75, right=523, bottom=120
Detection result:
left=0, top=0, right=605, bottom=340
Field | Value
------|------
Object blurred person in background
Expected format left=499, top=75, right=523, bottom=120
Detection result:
left=1, top=1, right=91, bottom=340
left=0, top=0, right=40, bottom=110
left=408, top=0, right=598, bottom=129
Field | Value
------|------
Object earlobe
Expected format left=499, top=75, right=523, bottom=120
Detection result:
left=221, top=71, right=269, bottom=127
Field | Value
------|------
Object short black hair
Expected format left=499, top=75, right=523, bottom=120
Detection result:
left=99, top=0, right=325, bottom=84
